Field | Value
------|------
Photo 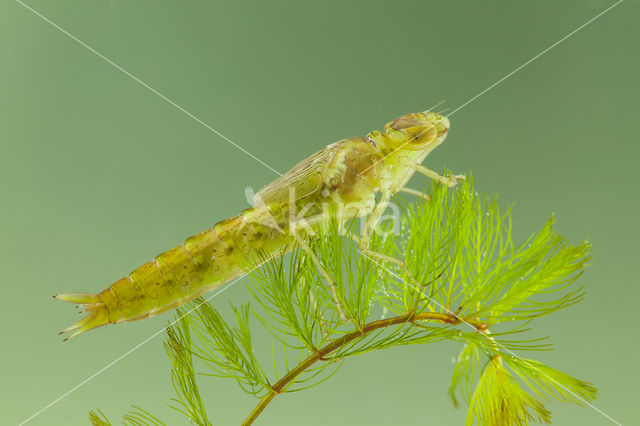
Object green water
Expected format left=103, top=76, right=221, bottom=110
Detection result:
left=1, top=1, right=637, bottom=424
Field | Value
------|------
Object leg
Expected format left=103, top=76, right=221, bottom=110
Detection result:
left=411, top=164, right=465, bottom=187
left=358, top=239, right=425, bottom=291
left=359, top=193, right=390, bottom=252
left=291, top=227, right=348, bottom=321
left=398, top=187, right=431, bottom=202
left=357, top=193, right=425, bottom=290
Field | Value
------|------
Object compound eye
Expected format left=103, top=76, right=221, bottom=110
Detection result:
left=388, top=117, right=425, bottom=131
left=403, top=124, right=437, bottom=146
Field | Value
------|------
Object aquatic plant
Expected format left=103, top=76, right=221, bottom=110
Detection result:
left=90, top=177, right=596, bottom=425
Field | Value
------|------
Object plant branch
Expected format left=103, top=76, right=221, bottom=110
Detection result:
left=90, top=179, right=597, bottom=426
left=242, top=311, right=480, bottom=425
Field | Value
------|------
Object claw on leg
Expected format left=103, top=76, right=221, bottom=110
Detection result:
left=410, top=164, right=465, bottom=188
left=445, top=173, right=466, bottom=188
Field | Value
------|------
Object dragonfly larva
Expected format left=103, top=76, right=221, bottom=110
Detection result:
left=56, top=110, right=463, bottom=339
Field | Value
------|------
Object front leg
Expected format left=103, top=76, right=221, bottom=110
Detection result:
left=411, top=164, right=465, bottom=188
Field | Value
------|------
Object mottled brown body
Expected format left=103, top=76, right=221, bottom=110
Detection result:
left=56, top=110, right=452, bottom=339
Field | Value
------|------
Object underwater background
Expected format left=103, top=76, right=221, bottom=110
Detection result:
left=1, top=0, right=637, bottom=424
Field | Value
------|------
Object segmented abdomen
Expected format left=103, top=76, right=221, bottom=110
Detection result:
left=56, top=204, right=293, bottom=339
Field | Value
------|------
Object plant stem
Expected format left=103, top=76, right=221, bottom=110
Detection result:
left=242, top=312, right=478, bottom=425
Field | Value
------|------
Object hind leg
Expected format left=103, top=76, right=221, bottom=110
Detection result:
left=291, top=225, right=348, bottom=322
left=357, top=192, right=424, bottom=291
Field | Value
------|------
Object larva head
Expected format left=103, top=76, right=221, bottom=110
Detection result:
left=368, top=111, right=450, bottom=154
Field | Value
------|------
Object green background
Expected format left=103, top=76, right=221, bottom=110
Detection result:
left=1, top=0, right=637, bottom=424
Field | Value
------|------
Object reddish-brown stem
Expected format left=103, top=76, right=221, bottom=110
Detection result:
left=242, top=312, right=482, bottom=425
